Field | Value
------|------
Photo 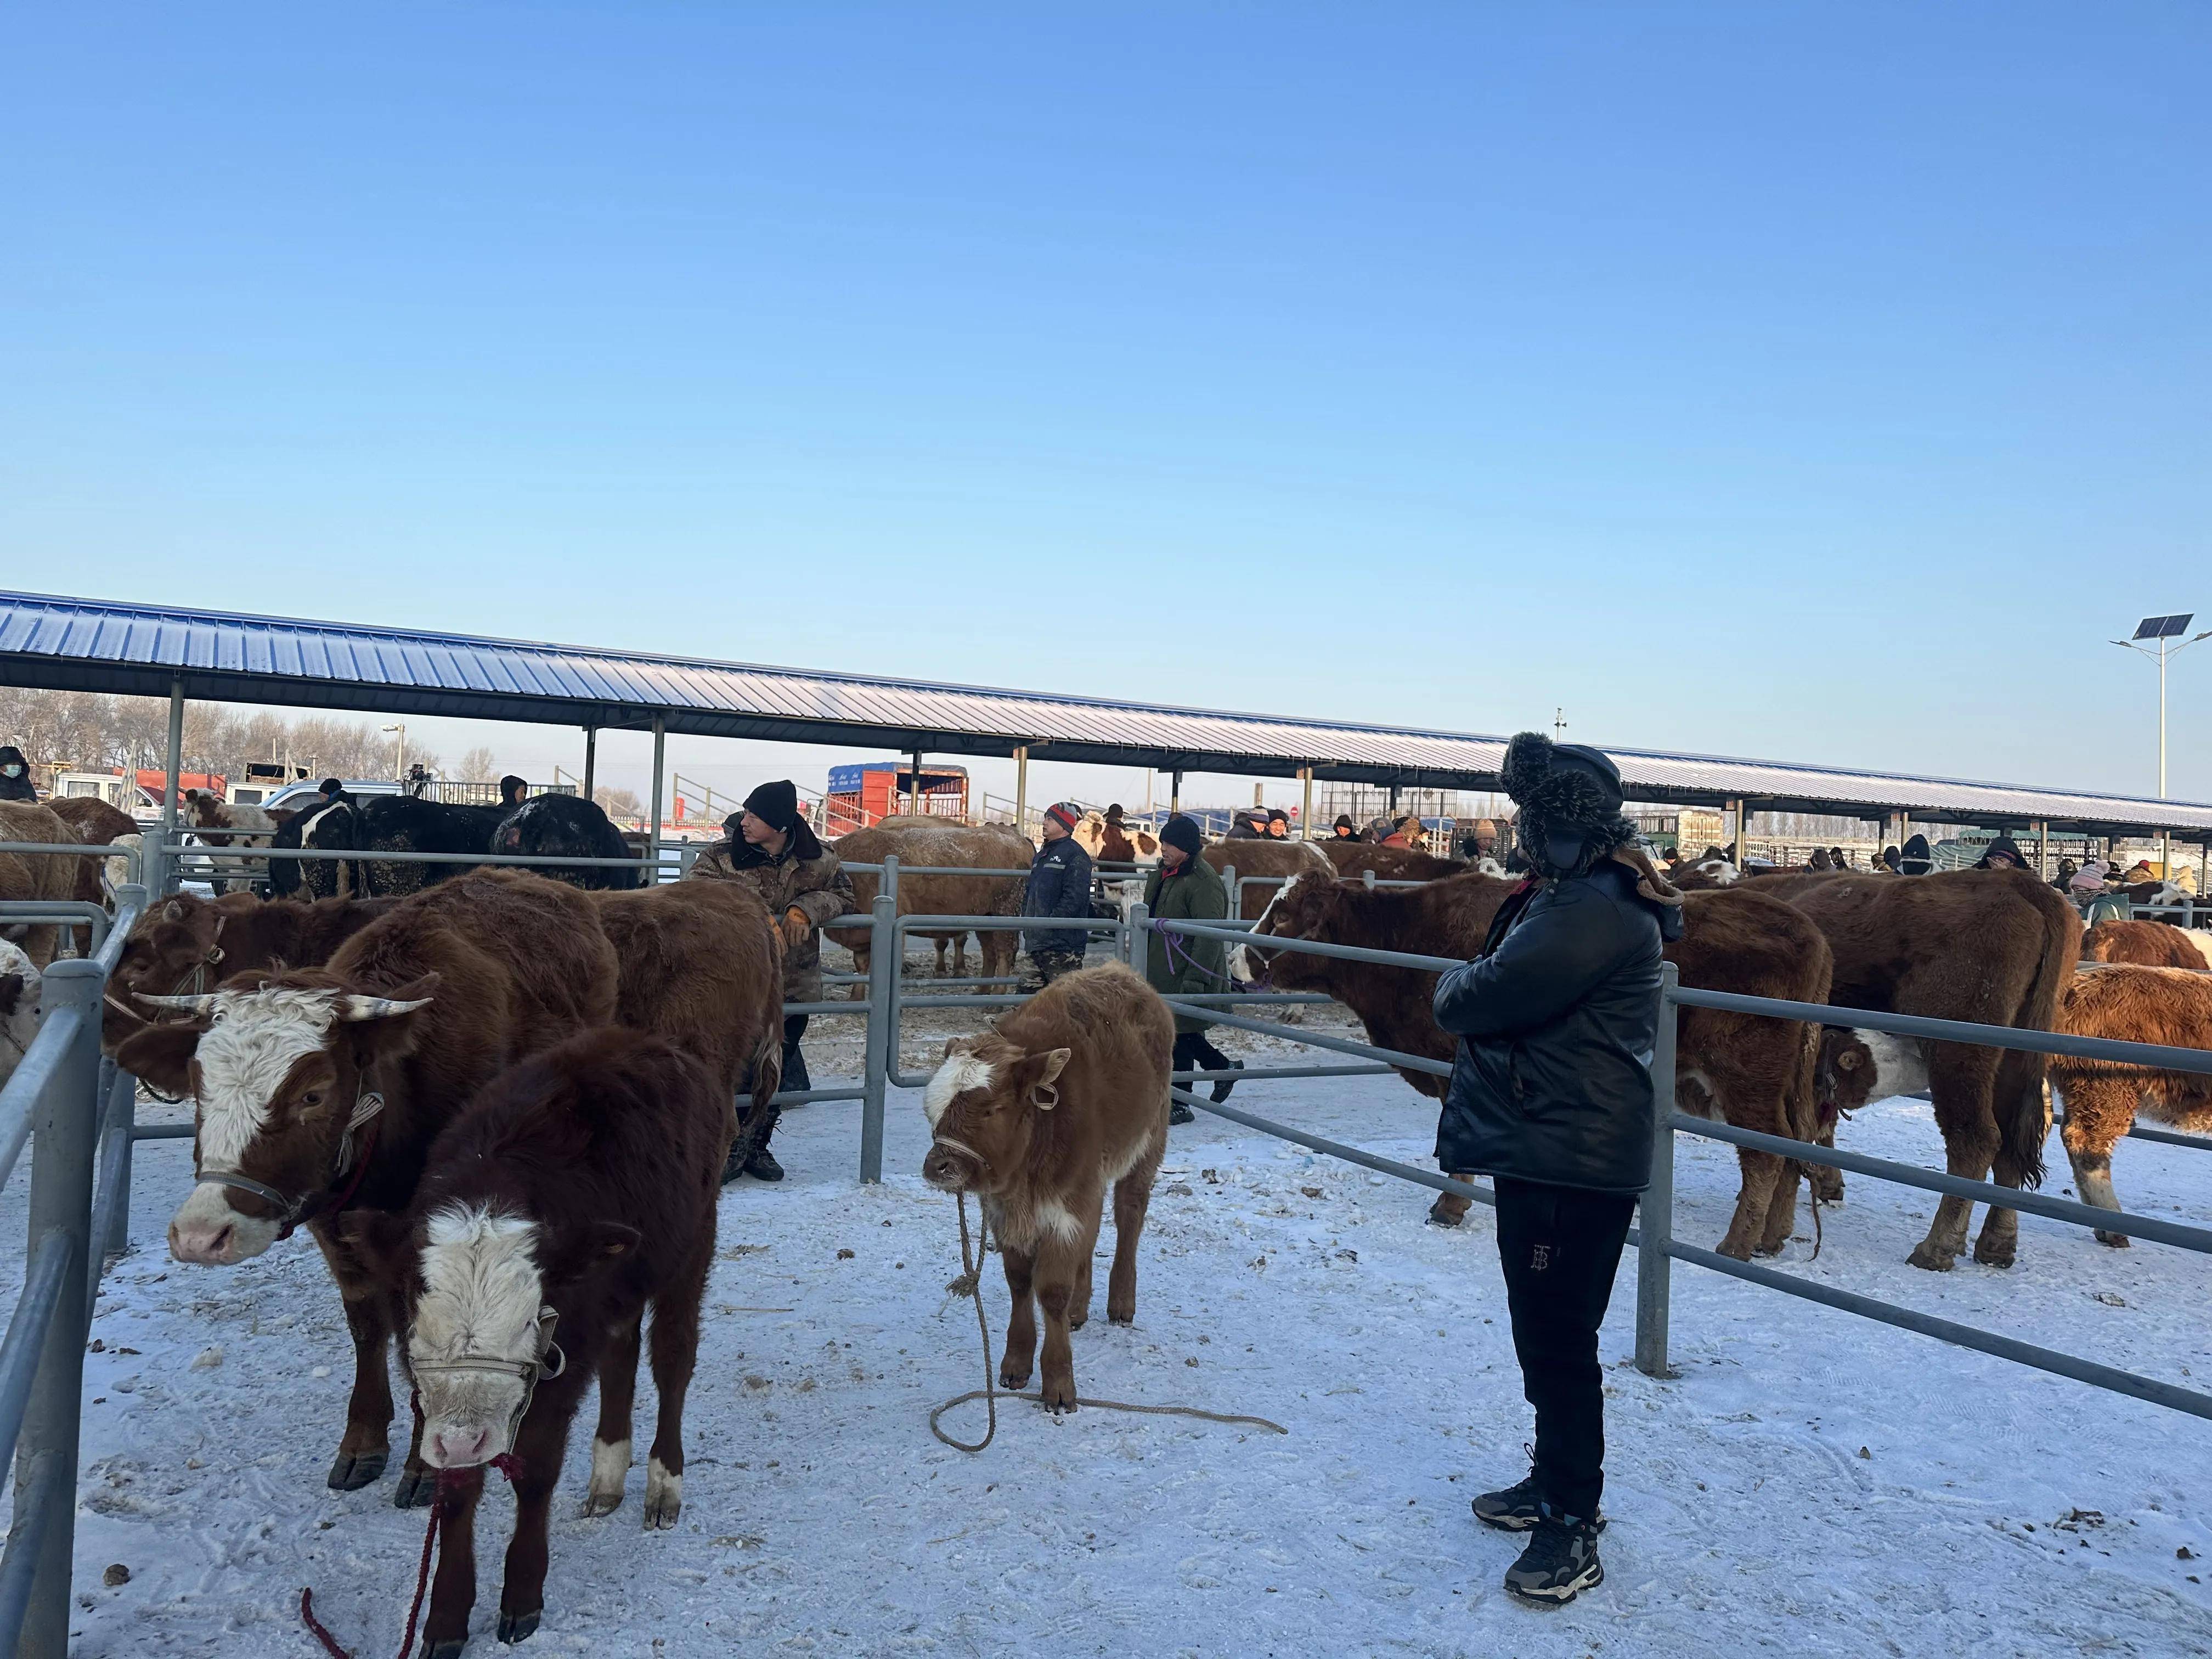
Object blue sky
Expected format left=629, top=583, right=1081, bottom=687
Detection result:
left=3, top=5, right=2207, bottom=809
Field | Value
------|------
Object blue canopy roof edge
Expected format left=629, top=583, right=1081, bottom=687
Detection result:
left=3, top=588, right=2209, bottom=836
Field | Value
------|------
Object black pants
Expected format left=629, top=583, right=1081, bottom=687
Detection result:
left=1173, top=1031, right=1232, bottom=1073
left=1028, top=946, right=1087, bottom=984
left=776, top=1015, right=810, bottom=1104
left=1493, top=1176, right=1637, bottom=1521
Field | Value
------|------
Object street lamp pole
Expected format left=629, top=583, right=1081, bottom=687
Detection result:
left=2113, top=615, right=2210, bottom=878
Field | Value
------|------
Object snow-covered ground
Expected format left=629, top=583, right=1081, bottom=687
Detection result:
left=12, top=1007, right=2212, bottom=1657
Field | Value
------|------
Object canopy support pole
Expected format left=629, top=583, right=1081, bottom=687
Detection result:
left=1013, top=746, right=1028, bottom=835
left=647, top=718, right=665, bottom=883
left=582, top=727, right=597, bottom=803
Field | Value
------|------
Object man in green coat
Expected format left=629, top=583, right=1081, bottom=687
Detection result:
left=1144, top=814, right=1243, bottom=1124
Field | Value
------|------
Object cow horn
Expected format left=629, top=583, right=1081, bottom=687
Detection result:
left=133, top=991, right=219, bottom=1014
left=335, top=994, right=434, bottom=1022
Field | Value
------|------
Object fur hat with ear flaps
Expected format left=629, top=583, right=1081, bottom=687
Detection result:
left=1500, top=731, right=1681, bottom=910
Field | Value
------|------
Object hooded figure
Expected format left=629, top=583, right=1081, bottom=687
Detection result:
left=1900, top=834, right=1932, bottom=876
left=1975, top=836, right=2028, bottom=872
left=0, top=746, right=35, bottom=803
left=1331, top=813, right=1359, bottom=842
left=1880, top=845, right=1902, bottom=873
left=499, top=774, right=529, bottom=809
left=1430, top=732, right=1684, bottom=1603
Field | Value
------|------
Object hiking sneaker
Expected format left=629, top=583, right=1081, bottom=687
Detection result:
left=1474, top=1469, right=1607, bottom=1535
left=1169, top=1100, right=1195, bottom=1126
left=1209, top=1060, right=1244, bottom=1104
left=1471, top=1472, right=1545, bottom=1532
left=743, top=1146, right=786, bottom=1183
left=1503, top=1513, right=1605, bottom=1606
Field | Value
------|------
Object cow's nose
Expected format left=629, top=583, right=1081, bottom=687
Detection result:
left=431, top=1425, right=491, bottom=1467
left=169, top=1218, right=234, bottom=1263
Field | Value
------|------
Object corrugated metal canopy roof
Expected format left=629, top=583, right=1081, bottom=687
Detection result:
left=4, top=589, right=2208, bottom=836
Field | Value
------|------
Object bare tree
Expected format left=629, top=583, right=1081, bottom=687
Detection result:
left=594, top=785, right=645, bottom=825
left=458, top=745, right=501, bottom=782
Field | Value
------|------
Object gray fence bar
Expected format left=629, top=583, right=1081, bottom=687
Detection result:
left=1173, top=1087, right=1494, bottom=1206
left=0, top=1007, right=86, bottom=1192
left=1673, top=1113, right=2212, bottom=1256
left=1156, top=916, right=1463, bottom=972
left=1160, top=997, right=1453, bottom=1077
left=856, top=876, right=898, bottom=1184
left=1673, top=984, right=2212, bottom=1077
left=0, top=1237, right=71, bottom=1474
left=131, top=1123, right=195, bottom=1141
left=1634, top=964, right=1680, bottom=1376
left=1171, top=1062, right=1395, bottom=1084
left=7, top=958, right=101, bottom=1657
left=1673, top=1240, right=2212, bottom=1421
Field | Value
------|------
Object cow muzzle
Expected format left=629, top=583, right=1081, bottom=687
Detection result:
left=168, top=1184, right=285, bottom=1265
left=922, top=1136, right=986, bottom=1193
left=415, top=1306, right=563, bottom=1469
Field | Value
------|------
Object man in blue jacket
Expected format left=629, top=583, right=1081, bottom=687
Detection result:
left=1022, top=801, right=1096, bottom=986
left=1432, top=732, right=1684, bottom=1605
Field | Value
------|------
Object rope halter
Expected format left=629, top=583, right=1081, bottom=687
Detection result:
left=412, top=1305, right=567, bottom=1452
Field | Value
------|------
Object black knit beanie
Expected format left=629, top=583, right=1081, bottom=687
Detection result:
left=1160, top=814, right=1205, bottom=859
left=742, top=780, right=802, bottom=834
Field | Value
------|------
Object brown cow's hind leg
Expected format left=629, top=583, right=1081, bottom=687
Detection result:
left=1716, top=1146, right=1785, bottom=1261
left=644, top=1249, right=708, bottom=1530
left=1108, top=1160, right=1158, bottom=1324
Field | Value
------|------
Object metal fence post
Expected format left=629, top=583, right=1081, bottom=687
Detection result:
left=857, top=878, right=898, bottom=1184
left=1635, top=962, right=1679, bottom=1379
left=1221, top=864, right=1236, bottom=923
left=13, top=960, right=103, bottom=1656
left=1127, top=901, right=1149, bottom=984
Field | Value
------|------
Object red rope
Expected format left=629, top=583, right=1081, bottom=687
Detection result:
left=298, top=1454, right=524, bottom=1659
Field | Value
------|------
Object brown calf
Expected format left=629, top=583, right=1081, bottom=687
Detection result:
left=343, top=1028, right=725, bottom=1655
left=2083, top=918, right=2212, bottom=970
left=2047, top=966, right=2212, bottom=1246
left=1243, top=868, right=1834, bottom=1260
left=115, top=870, right=619, bottom=1504
left=102, top=890, right=401, bottom=1052
left=920, top=962, right=1173, bottom=1411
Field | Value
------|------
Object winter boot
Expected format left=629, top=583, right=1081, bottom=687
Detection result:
left=1209, top=1059, right=1244, bottom=1104
left=1169, top=1099, right=1195, bottom=1125
left=1503, top=1510, right=1605, bottom=1606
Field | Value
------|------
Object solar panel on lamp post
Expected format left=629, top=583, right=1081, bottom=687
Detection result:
left=2111, top=615, right=2211, bottom=878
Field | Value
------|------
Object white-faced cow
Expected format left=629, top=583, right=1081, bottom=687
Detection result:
left=921, top=962, right=1173, bottom=1410
left=115, top=870, right=619, bottom=1504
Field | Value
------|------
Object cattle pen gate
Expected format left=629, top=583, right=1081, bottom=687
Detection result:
left=5, top=832, right=2212, bottom=1652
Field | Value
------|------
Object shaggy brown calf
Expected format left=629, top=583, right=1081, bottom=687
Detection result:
left=44, top=795, right=140, bottom=912
left=102, top=890, right=401, bottom=1051
left=588, top=879, right=786, bottom=1158
left=2047, top=966, right=2212, bottom=1246
left=1773, top=869, right=2080, bottom=1270
left=828, top=822, right=1029, bottom=986
left=343, top=1028, right=725, bottom=1655
left=1241, top=868, right=1834, bottom=1260
left=2083, top=918, right=2212, bottom=970
left=115, top=870, right=619, bottom=1503
left=920, top=962, right=1173, bottom=1410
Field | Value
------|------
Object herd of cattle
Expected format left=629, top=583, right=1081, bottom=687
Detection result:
left=3, top=797, right=2211, bottom=1650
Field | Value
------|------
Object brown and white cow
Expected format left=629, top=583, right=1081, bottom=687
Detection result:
left=1203, top=838, right=1334, bottom=920
left=2083, top=918, right=2212, bottom=971
left=44, top=795, right=142, bottom=914
left=1763, top=867, right=2081, bottom=1269
left=341, top=1028, right=725, bottom=1653
left=920, top=962, right=1173, bottom=1412
left=1321, top=842, right=1469, bottom=882
left=101, top=889, right=404, bottom=1052
left=828, top=822, right=1031, bottom=987
left=115, top=870, right=619, bottom=1503
left=2045, top=966, right=2212, bottom=1246
left=1240, top=867, right=1832, bottom=1259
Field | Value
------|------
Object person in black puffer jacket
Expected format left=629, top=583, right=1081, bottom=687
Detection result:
left=1022, top=802, right=1096, bottom=984
left=1433, top=731, right=1684, bottom=1607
